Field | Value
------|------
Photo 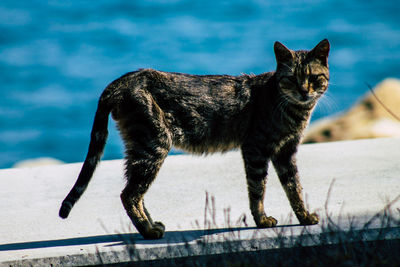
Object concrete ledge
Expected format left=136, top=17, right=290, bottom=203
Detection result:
left=1, top=138, right=400, bottom=266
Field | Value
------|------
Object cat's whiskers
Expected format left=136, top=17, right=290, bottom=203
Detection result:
left=327, top=81, right=336, bottom=86
left=273, top=94, right=291, bottom=123
left=274, top=94, right=289, bottom=115
left=315, top=92, right=339, bottom=116
left=281, top=97, right=292, bottom=123
left=272, top=95, right=286, bottom=119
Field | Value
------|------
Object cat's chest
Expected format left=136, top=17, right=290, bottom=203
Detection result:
left=267, top=111, right=311, bottom=151
left=269, top=112, right=309, bottom=135
left=272, top=101, right=311, bottom=129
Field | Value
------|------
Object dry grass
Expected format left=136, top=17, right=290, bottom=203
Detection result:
left=95, top=185, right=400, bottom=266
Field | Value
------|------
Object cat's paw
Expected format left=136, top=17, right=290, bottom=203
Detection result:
left=256, top=216, right=278, bottom=228
left=299, top=212, right=319, bottom=225
left=154, top=221, right=165, bottom=232
left=142, top=221, right=165, bottom=239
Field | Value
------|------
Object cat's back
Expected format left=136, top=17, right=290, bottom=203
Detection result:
left=117, top=68, right=249, bottom=98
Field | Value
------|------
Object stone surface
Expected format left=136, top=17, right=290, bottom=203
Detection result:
left=304, top=78, right=400, bottom=143
left=13, top=157, right=64, bottom=168
left=1, top=138, right=399, bottom=266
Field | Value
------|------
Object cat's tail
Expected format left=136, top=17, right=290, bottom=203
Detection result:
left=59, top=90, right=112, bottom=219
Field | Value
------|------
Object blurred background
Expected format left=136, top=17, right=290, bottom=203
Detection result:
left=0, top=0, right=399, bottom=168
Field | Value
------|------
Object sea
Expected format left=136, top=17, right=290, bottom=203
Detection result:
left=0, top=0, right=399, bottom=168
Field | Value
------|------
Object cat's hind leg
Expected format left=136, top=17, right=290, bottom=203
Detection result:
left=117, top=90, right=172, bottom=239
left=120, top=129, right=171, bottom=239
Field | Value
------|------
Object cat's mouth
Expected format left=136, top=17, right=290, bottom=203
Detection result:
left=299, top=91, right=317, bottom=103
left=282, top=88, right=319, bottom=105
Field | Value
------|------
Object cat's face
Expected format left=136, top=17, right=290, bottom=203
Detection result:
left=274, top=39, right=330, bottom=105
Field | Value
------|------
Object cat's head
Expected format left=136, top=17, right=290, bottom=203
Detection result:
left=274, top=39, right=330, bottom=105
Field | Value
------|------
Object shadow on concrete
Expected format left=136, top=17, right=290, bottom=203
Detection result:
left=0, top=224, right=299, bottom=251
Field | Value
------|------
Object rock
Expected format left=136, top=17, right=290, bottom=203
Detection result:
left=304, top=78, right=400, bottom=143
left=13, top=157, right=64, bottom=168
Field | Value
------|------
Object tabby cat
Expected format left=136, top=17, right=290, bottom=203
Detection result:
left=59, top=39, right=330, bottom=239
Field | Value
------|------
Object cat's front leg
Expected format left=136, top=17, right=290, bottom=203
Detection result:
left=241, top=146, right=277, bottom=228
left=272, top=141, right=319, bottom=225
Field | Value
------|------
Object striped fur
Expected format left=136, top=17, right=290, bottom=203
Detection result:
left=59, top=39, right=329, bottom=239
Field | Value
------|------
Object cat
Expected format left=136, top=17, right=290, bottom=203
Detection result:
left=59, top=39, right=330, bottom=239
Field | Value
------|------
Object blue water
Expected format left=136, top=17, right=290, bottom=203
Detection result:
left=1, top=1, right=400, bottom=168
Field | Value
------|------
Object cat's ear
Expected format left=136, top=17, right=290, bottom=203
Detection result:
left=310, top=39, right=330, bottom=65
left=274, top=41, right=294, bottom=65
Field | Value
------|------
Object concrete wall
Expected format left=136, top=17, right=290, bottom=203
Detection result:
left=1, top=137, right=399, bottom=266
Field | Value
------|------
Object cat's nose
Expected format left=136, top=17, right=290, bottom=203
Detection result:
left=299, top=86, right=309, bottom=96
left=299, top=86, right=311, bottom=101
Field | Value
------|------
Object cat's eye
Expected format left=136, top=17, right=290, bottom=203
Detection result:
left=308, top=74, right=319, bottom=83
left=281, top=76, right=297, bottom=84
left=309, top=74, right=328, bottom=86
